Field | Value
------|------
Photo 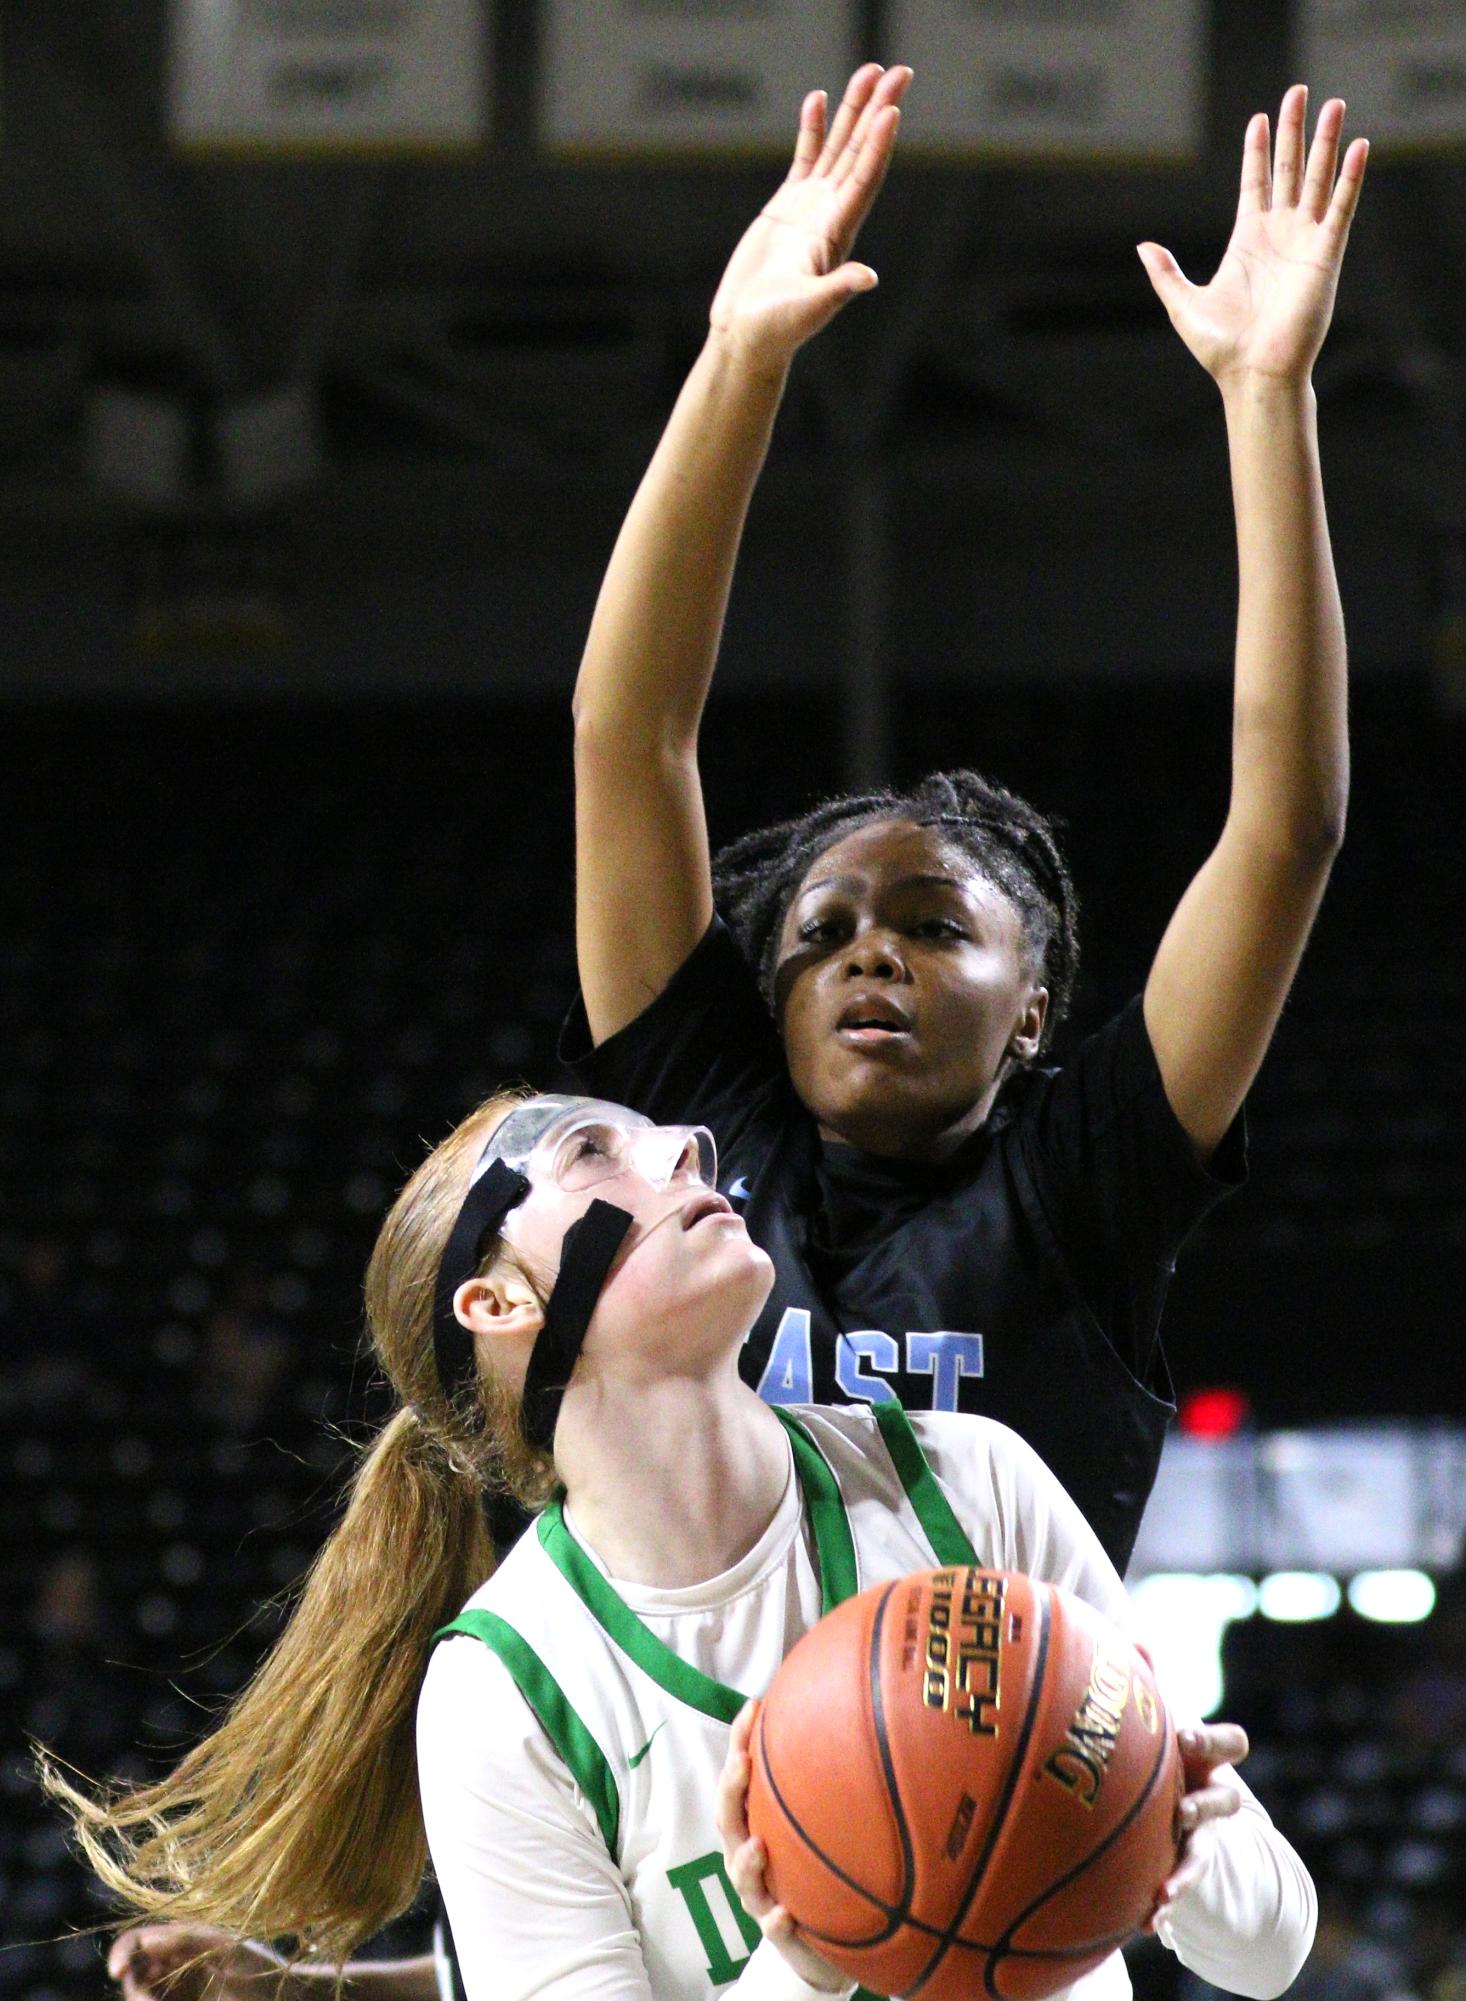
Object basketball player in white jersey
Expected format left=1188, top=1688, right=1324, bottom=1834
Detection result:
left=76, top=1093, right=1315, bottom=2001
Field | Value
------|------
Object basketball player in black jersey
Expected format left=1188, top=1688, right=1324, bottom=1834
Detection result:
left=565, top=69, right=1367, bottom=1574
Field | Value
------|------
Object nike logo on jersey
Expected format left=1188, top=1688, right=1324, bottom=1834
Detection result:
left=629, top=1721, right=667, bottom=1769
left=727, top=1176, right=751, bottom=1204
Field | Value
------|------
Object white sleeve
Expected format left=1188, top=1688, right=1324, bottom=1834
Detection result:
left=418, top=1635, right=650, bottom=2001
left=417, top=1636, right=851, bottom=2001
left=1152, top=1774, right=1317, bottom=2000
left=904, top=1414, right=1316, bottom=2000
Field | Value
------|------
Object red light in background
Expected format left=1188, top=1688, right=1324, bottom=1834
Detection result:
left=1179, top=1386, right=1252, bottom=1438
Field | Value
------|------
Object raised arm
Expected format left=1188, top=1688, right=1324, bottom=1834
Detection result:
left=573, top=63, right=911, bottom=1046
left=1137, top=86, right=1368, bottom=1160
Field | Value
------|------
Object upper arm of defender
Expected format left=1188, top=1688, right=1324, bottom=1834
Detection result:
left=574, top=722, right=715, bottom=1048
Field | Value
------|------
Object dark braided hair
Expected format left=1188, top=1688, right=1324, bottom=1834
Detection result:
left=711, top=771, right=1079, bottom=1057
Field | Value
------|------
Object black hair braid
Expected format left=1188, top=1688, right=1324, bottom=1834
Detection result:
left=711, top=770, right=1079, bottom=1056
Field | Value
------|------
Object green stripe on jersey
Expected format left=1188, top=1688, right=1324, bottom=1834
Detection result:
left=771, top=1409, right=860, bottom=1614
left=435, top=1608, right=620, bottom=1853
left=539, top=1504, right=749, bottom=1724
left=874, top=1401, right=979, bottom=1568
left=535, top=1412, right=861, bottom=1723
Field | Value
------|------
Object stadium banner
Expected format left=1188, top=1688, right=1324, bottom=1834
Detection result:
left=1302, top=0, right=1466, bottom=151
left=884, top=0, right=1204, bottom=161
left=169, top=0, right=487, bottom=154
left=541, top=0, right=857, bottom=156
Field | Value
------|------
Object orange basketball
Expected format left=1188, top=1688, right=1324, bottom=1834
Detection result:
left=747, top=1567, right=1183, bottom=2001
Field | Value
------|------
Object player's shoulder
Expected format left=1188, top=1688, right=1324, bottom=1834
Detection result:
left=426, top=1521, right=555, bottom=1678
left=789, top=1401, right=1036, bottom=1484
left=902, top=1406, right=1047, bottom=1468
left=419, top=1525, right=562, bottom=1749
left=791, top=1398, right=1025, bottom=1447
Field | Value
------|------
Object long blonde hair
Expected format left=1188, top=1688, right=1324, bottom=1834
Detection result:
left=44, top=1088, right=556, bottom=1962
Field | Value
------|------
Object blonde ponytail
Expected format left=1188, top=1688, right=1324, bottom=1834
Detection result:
left=45, top=1088, right=551, bottom=1961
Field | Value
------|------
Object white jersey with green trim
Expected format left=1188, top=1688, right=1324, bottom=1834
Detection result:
left=417, top=1404, right=1313, bottom=2001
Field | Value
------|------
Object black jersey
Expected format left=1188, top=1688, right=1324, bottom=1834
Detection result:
left=559, top=916, right=1244, bottom=1573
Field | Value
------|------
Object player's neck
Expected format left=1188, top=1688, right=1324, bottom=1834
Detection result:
left=556, top=1374, right=789, bottom=1589
left=819, top=1074, right=1007, bottom=1162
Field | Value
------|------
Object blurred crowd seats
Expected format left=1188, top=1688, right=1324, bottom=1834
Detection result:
left=2, top=684, right=1461, bottom=1997
left=1134, top=1585, right=1466, bottom=2001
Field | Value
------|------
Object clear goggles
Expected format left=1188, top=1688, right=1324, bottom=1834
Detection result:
left=472, top=1095, right=717, bottom=1197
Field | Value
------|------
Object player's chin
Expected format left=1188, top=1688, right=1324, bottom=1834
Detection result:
left=688, top=1236, right=776, bottom=1327
left=817, top=1065, right=943, bottom=1135
left=838, top=1094, right=986, bottom=1160
left=731, top=1234, right=777, bottom=1297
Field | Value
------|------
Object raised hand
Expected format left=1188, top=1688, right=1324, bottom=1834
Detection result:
left=709, top=63, right=912, bottom=367
left=1138, top=86, right=1368, bottom=386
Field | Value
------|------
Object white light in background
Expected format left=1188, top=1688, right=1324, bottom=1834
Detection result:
left=1347, top=1570, right=1436, bottom=1624
left=1130, top=1573, right=1258, bottom=1720
left=1258, top=1571, right=1342, bottom=1622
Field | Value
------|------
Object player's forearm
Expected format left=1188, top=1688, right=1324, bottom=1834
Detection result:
left=1220, top=372, right=1349, bottom=863
left=571, top=332, right=790, bottom=755
left=279, top=1955, right=441, bottom=2001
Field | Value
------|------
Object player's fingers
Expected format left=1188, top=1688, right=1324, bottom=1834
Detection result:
left=1235, top=111, right=1271, bottom=219
left=832, top=104, right=901, bottom=224
left=1300, top=96, right=1344, bottom=220
left=759, top=1905, right=811, bottom=1952
left=1182, top=1720, right=1249, bottom=1768
left=773, top=264, right=879, bottom=347
left=715, top=1747, right=752, bottom=1851
left=717, top=1706, right=760, bottom=1845
left=109, top=1933, right=142, bottom=1980
left=831, top=65, right=910, bottom=187
left=109, top=1928, right=189, bottom=1983
left=1323, top=136, right=1369, bottom=247
left=113, top=1952, right=172, bottom=2000
left=1181, top=1781, right=1242, bottom=1829
left=829, top=78, right=883, bottom=185
left=1158, top=1828, right=1214, bottom=1907
left=816, top=63, right=883, bottom=175
left=1272, top=83, right=1307, bottom=207
left=730, top=1835, right=776, bottom=1916
left=811, top=263, right=880, bottom=310
left=1135, top=242, right=1194, bottom=321
left=788, top=90, right=826, bottom=182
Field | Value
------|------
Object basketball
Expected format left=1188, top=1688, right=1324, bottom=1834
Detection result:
left=746, top=1567, right=1184, bottom=2001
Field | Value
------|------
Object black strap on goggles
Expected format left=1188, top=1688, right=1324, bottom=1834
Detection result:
left=520, top=1199, right=633, bottom=1452
left=431, top=1159, right=632, bottom=1453
left=431, top=1160, right=531, bottom=1411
